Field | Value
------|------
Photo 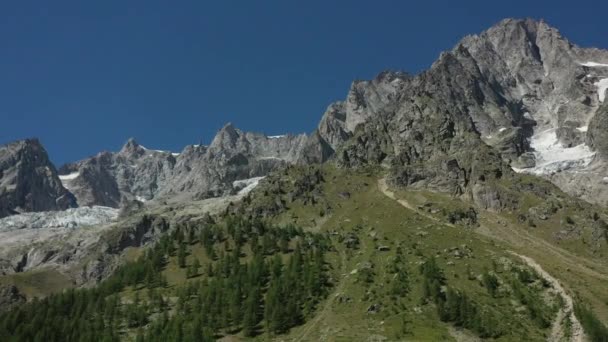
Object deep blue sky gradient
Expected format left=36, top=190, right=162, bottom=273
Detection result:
left=1, top=0, right=607, bottom=165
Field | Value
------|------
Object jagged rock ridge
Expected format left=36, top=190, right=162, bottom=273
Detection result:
left=57, top=124, right=309, bottom=207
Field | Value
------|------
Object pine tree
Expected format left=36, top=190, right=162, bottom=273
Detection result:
left=243, top=286, right=261, bottom=337
left=178, top=243, right=187, bottom=269
left=188, top=258, right=201, bottom=278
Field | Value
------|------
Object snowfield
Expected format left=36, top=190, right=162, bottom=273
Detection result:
left=513, top=128, right=595, bottom=175
left=580, top=61, right=608, bottom=67
left=232, top=177, right=265, bottom=195
left=595, top=78, right=608, bottom=102
left=0, top=206, right=119, bottom=231
left=58, top=172, right=80, bottom=191
left=58, top=172, right=79, bottom=181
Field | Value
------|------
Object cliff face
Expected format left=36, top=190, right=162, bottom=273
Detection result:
left=0, top=139, right=76, bottom=218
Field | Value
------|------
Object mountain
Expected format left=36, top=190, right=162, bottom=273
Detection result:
left=10, top=18, right=608, bottom=212
left=2, top=18, right=608, bottom=341
left=5, top=19, right=608, bottom=215
left=57, top=138, right=177, bottom=207
left=57, top=124, right=309, bottom=207
left=314, top=18, right=608, bottom=206
left=156, top=123, right=309, bottom=202
left=0, top=139, right=76, bottom=218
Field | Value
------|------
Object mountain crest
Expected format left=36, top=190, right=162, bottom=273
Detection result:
left=209, top=123, right=242, bottom=150
left=0, top=139, right=76, bottom=217
left=119, top=138, right=145, bottom=157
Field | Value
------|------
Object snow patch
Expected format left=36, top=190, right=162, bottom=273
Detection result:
left=58, top=172, right=80, bottom=190
left=267, top=135, right=285, bottom=139
left=140, top=145, right=172, bottom=154
left=580, top=61, right=608, bottom=67
left=594, top=78, right=608, bottom=102
left=136, top=196, right=148, bottom=203
left=512, top=128, right=595, bottom=175
left=498, top=127, right=507, bottom=132
left=232, top=177, right=265, bottom=195
left=576, top=126, right=588, bottom=132
left=58, top=172, right=79, bottom=181
left=0, top=206, right=119, bottom=231
left=258, top=156, right=284, bottom=160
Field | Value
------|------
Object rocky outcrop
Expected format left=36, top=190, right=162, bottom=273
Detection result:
left=0, top=139, right=76, bottom=218
left=587, top=102, right=608, bottom=158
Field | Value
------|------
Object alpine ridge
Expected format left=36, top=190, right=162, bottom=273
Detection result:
left=4, top=18, right=608, bottom=216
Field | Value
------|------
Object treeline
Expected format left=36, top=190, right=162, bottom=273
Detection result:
left=142, top=240, right=328, bottom=340
left=420, top=257, right=504, bottom=338
left=0, top=216, right=332, bottom=341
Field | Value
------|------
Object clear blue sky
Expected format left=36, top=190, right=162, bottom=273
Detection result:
left=1, top=0, right=607, bottom=165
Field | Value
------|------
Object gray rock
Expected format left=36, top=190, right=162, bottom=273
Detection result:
left=0, top=139, right=76, bottom=218
left=309, top=18, right=608, bottom=206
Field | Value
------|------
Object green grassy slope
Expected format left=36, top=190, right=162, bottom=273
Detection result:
left=2, top=164, right=608, bottom=341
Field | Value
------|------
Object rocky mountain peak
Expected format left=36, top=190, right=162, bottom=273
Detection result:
left=209, top=123, right=241, bottom=151
left=118, top=138, right=145, bottom=157
left=0, top=139, right=76, bottom=218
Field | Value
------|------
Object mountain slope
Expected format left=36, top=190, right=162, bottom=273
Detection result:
left=313, top=18, right=608, bottom=206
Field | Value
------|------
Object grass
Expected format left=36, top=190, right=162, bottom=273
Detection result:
left=244, top=166, right=560, bottom=341
left=0, top=268, right=73, bottom=299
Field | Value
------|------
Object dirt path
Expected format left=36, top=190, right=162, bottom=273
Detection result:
left=510, top=252, right=586, bottom=342
left=476, top=215, right=608, bottom=283
left=377, top=178, right=590, bottom=342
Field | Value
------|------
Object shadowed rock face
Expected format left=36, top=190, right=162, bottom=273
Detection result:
left=0, top=139, right=76, bottom=218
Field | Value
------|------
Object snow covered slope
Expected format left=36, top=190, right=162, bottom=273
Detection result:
left=0, top=206, right=119, bottom=231
left=513, top=129, right=596, bottom=175
left=233, top=177, right=265, bottom=195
